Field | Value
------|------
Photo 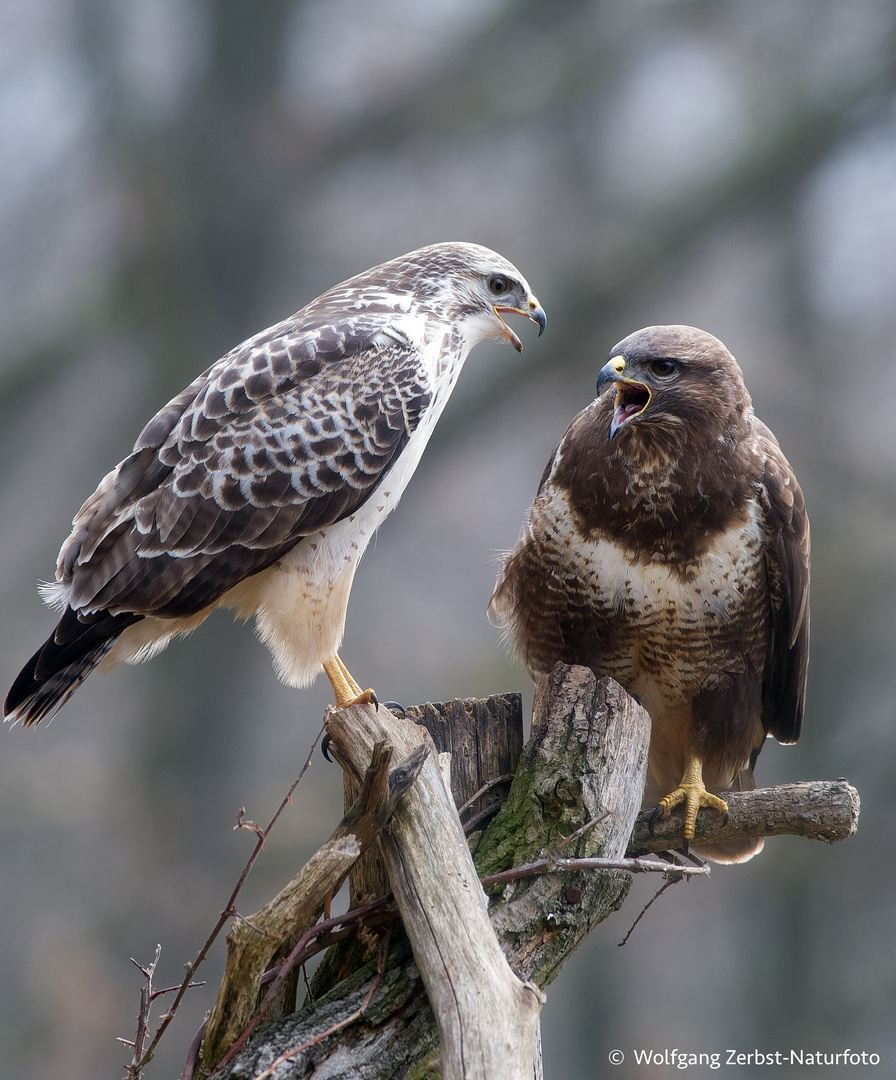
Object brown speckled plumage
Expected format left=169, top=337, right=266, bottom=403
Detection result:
left=490, top=325, right=809, bottom=862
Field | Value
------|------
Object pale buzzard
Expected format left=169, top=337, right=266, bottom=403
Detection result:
left=6, top=242, right=545, bottom=726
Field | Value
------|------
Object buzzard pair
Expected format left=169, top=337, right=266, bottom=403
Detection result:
left=5, top=243, right=808, bottom=861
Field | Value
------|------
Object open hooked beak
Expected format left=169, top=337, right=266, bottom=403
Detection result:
left=596, top=356, right=652, bottom=438
left=494, top=298, right=547, bottom=353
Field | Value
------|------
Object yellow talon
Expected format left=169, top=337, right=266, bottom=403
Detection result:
left=653, top=756, right=729, bottom=841
left=322, top=656, right=377, bottom=709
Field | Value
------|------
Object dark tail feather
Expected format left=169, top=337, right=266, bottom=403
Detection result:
left=4, top=607, right=143, bottom=727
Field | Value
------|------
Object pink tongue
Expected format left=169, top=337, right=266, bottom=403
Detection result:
left=614, top=403, right=642, bottom=426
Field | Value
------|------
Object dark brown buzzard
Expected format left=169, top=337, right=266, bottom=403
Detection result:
left=489, top=325, right=809, bottom=862
left=5, top=243, right=545, bottom=727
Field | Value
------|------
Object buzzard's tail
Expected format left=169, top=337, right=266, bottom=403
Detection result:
left=690, top=834, right=765, bottom=863
left=4, top=607, right=142, bottom=727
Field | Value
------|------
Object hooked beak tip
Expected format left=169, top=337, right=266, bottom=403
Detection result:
left=494, top=300, right=546, bottom=332
left=533, top=307, right=547, bottom=337
left=494, top=301, right=546, bottom=352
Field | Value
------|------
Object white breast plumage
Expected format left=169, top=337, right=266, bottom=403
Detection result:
left=542, top=485, right=764, bottom=628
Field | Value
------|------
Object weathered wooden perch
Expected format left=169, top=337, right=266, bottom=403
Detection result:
left=629, top=779, right=860, bottom=855
left=340, top=692, right=522, bottom=909
left=208, top=665, right=859, bottom=1080
left=324, top=696, right=545, bottom=1080
left=200, top=741, right=427, bottom=1073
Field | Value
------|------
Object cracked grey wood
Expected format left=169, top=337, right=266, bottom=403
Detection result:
left=210, top=666, right=857, bottom=1079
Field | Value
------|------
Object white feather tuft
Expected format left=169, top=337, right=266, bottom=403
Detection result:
left=37, top=580, right=69, bottom=612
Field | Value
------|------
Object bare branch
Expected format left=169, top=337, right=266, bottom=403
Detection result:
left=557, top=812, right=611, bottom=851
left=123, top=946, right=163, bottom=1079
left=617, top=879, right=679, bottom=948
left=128, top=723, right=325, bottom=1076
left=628, top=779, right=861, bottom=855
left=479, top=854, right=710, bottom=892
left=457, top=774, right=515, bottom=816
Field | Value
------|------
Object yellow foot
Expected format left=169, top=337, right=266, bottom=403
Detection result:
left=322, top=656, right=378, bottom=710
left=649, top=756, right=729, bottom=846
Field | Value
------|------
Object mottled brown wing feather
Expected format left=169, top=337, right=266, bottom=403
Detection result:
left=755, top=420, right=810, bottom=744
left=61, top=326, right=431, bottom=619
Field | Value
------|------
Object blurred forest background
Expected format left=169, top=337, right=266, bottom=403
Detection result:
left=1, top=1, right=895, bottom=1077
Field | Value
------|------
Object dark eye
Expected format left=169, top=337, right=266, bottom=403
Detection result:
left=488, top=275, right=512, bottom=296
left=649, top=358, right=677, bottom=377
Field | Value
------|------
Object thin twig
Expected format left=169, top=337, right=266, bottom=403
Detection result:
left=131, top=723, right=325, bottom=1074
left=122, top=945, right=161, bottom=1076
left=149, top=981, right=206, bottom=1003
left=228, top=911, right=270, bottom=938
left=457, top=774, right=515, bottom=816
left=479, top=854, right=710, bottom=891
left=617, top=879, right=678, bottom=947
left=179, top=1019, right=208, bottom=1080
left=556, top=812, right=611, bottom=851
left=461, top=798, right=503, bottom=836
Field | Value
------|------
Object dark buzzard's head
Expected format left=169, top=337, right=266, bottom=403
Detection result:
left=595, top=325, right=752, bottom=442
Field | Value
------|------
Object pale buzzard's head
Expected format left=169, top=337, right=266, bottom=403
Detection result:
left=308, top=242, right=546, bottom=354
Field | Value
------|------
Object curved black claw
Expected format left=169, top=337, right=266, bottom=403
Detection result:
left=382, top=700, right=408, bottom=717
left=321, top=732, right=333, bottom=762
left=648, top=803, right=663, bottom=836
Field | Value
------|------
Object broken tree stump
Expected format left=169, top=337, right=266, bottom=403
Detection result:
left=209, top=665, right=858, bottom=1079
left=341, top=692, right=524, bottom=909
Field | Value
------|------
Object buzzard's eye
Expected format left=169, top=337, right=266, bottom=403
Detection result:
left=488, top=275, right=512, bottom=296
left=649, top=358, right=677, bottom=377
